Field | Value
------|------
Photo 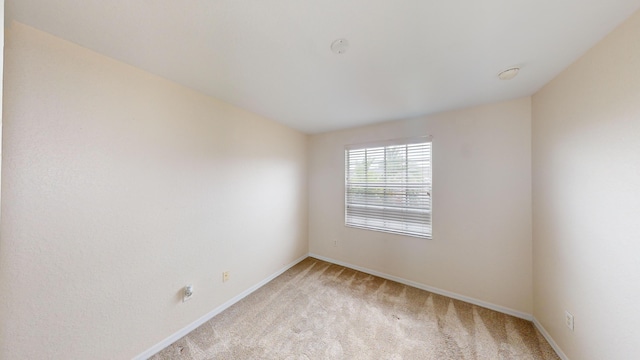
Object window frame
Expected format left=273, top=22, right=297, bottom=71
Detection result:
left=344, top=136, right=433, bottom=239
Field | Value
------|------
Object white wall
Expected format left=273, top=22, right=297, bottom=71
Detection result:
left=309, top=98, right=533, bottom=315
left=0, top=23, right=308, bottom=359
left=532, top=9, right=640, bottom=360
left=0, top=0, right=4, bottom=221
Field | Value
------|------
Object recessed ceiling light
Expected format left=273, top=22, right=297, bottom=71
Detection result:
left=498, top=67, right=520, bottom=80
left=331, top=39, right=349, bottom=54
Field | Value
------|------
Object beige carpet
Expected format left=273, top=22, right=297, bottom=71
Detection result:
left=151, top=258, right=559, bottom=360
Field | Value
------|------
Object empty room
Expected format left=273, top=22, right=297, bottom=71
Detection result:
left=1, top=1, right=639, bottom=359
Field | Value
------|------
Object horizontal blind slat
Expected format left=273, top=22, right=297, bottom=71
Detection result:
left=345, top=140, right=432, bottom=239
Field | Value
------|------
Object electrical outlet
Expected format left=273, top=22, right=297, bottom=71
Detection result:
left=183, top=285, right=193, bottom=302
left=223, top=271, right=230, bottom=282
left=565, top=311, right=574, bottom=331
left=333, top=238, right=338, bottom=247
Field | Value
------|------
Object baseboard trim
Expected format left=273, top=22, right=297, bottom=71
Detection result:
left=134, top=253, right=570, bottom=360
left=533, top=317, right=569, bottom=360
left=133, top=254, right=308, bottom=360
left=308, top=253, right=533, bottom=321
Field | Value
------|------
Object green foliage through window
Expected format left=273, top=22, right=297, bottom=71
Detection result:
left=345, top=139, right=432, bottom=239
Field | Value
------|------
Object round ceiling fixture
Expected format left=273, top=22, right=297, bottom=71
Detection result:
left=498, top=67, right=520, bottom=80
left=331, top=39, right=349, bottom=54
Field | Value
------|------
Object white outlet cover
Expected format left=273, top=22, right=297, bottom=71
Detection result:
left=565, top=311, right=574, bottom=331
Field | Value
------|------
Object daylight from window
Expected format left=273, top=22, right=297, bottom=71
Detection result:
left=345, top=140, right=432, bottom=239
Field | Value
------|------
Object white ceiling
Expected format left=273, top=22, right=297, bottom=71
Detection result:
left=6, top=1, right=640, bottom=133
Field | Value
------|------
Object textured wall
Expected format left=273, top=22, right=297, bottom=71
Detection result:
left=309, top=98, right=533, bottom=315
left=0, top=23, right=308, bottom=359
left=532, top=9, right=640, bottom=360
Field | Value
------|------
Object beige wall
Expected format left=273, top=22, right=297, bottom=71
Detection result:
left=309, top=98, right=533, bottom=315
left=0, top=23, right=308, bottom=359
left=5, top=6, right=639, bottom=359
left=532, top=10, right=640, bottom=360
left=0, top=0, right=4, bottom=220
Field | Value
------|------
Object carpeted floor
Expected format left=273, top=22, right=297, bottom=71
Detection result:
left=151, top=257, right=559, bottom=360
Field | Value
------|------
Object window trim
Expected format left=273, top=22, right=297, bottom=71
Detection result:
left=344, top=136, right=431, bottom=151
left=344, top=136, right=433, bottom=239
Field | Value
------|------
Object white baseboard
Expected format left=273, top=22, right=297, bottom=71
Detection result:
left=310, top=254, right=569, bottom=360
left=133, top=254, right=308, bottom=360
left=135, top=253, right=569, bottom=360
left=533, top=317, right=569, bottom=360
left=308, top=253, right=533, bottom=321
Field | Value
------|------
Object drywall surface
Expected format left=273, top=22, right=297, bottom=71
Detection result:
left=0, top=0, right=4, bottom=222
left=532, top=10, right=640, bottom=360
left=0, top=23, right=308, bottom=359
left=309, top=98, right=533, bottom=314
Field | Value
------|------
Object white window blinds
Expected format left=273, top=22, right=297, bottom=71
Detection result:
left=345, top=138, right=432, bottom=239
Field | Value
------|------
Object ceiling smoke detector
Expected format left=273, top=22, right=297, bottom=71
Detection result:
left=498, top=67, right=520, bottom=80
left=331, top=39, right=349, bottom=54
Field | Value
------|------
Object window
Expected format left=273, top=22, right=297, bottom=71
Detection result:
left=345, top=137, right=432, bottom=239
